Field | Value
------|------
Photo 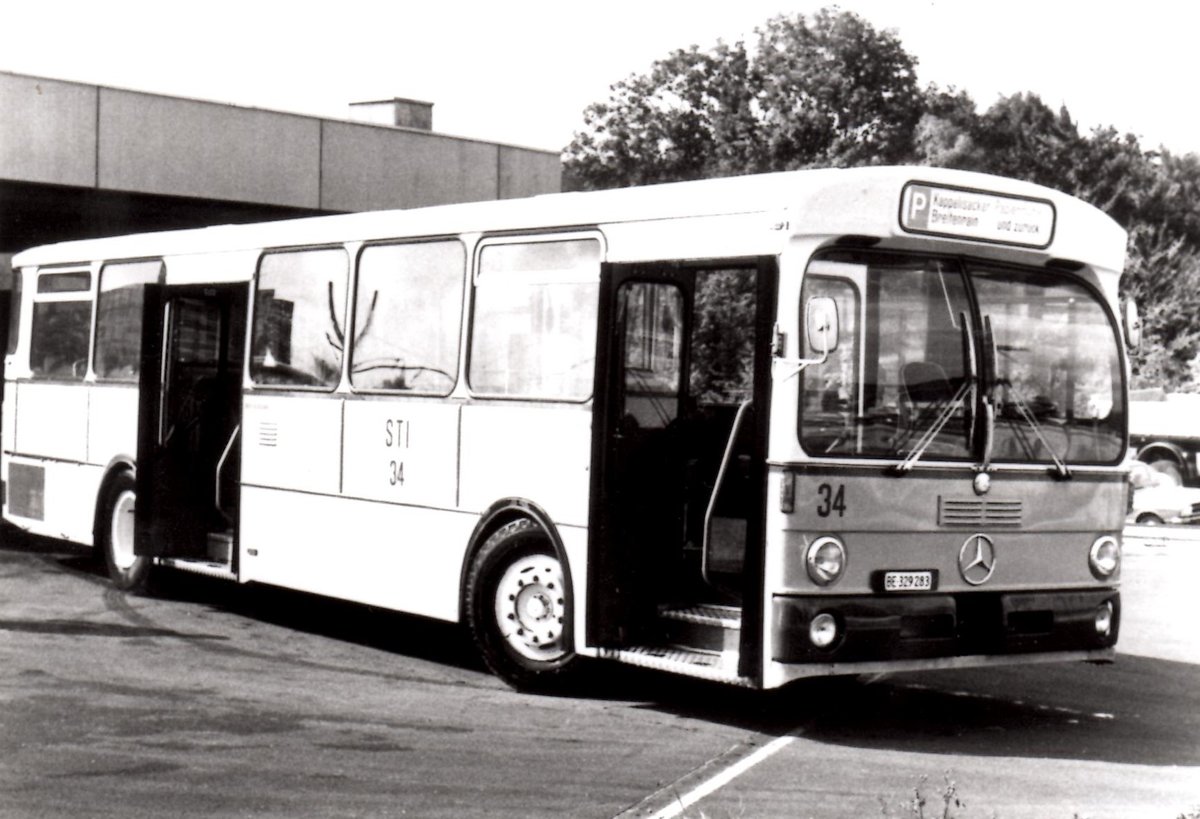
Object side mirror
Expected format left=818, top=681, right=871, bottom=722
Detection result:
left=806, top=297, right=839, bottom=354
left=1123, top=299, right=1142, bottom=349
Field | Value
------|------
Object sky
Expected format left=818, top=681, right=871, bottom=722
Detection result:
left=3, top=0, right=1199, bottom=157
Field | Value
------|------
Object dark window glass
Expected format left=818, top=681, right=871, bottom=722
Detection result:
left=690, top=268, right=757, bottom=406
left=94, top=261, right=162, bottom=381
left=800, top=253, right=973, bottom=459
left=30, top=301, right=92, bottom=379
left=799, top=250, right=1126, bottom=467
left=619, top=282, right=684, bottom=428
left=37, top=272, right=91, bottom=293
left=972, top=266, right=1124, bottom=464
left=6, top=268, right=22, bottom=355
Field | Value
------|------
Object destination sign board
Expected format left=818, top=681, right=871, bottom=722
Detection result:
left=899, top=182, right=1055, bottom=248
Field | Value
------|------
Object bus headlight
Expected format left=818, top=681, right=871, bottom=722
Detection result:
left=806, top=536, right=846, bottom=586
left=809, top=612, right=839, bottom=648
left=1088, top=535, right=1120, bottom=579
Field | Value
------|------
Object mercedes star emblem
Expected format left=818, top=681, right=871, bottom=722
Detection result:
left=959, top=533, right=997, bottom=586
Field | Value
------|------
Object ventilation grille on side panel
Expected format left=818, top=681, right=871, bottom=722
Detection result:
left=257, top=420, right=279, bottom=448
left=938, top=497, right=1023, bottom=527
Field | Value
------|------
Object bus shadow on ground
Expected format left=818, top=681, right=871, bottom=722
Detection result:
left=6, top=527, right=1193, bottom=770
left=1, top=526, right=487, bottom=677
left=632, top=657, right=1200, bottom=769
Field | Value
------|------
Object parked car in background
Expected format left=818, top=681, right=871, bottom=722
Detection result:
left=1128, top=460, right=1200, bottom=525
left=1129, top=389, right=1200, bottom=487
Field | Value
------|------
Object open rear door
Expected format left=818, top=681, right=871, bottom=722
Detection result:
left=136, top=284, right=246, bottom=560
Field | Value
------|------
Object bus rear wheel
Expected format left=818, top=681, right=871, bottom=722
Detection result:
left=465, top=519, right=578, bottom=690
left=100, top=472, right=155, bottom=593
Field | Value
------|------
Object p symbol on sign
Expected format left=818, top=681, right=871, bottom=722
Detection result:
left=904, top=185, right=931, bottom=230
left=909, top=190, right=928, bottom=219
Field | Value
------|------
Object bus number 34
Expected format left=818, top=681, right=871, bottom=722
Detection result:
left=816, top=483, right=847, bottom=518
left=389, top=460, right=405, bottom=486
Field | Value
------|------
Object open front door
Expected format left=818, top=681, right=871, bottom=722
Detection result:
left=135, top=284, right=246, bottom=560
left=589, top=259, right=775, bottom=674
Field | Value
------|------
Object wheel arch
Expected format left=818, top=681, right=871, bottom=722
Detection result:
left=92, top=455, right=137, bottom=547
left=457, top=498, right=575, bottom=624
left=1135, top=441, right=1191, bottom=476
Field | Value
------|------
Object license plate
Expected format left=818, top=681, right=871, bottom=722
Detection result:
left=883, top=570, right=934, bottom=592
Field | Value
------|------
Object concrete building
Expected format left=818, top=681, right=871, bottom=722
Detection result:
left=0, top=71, right=563, bottom=286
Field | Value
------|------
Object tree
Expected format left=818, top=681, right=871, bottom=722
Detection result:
left=563, top=9, right=923, bottom=190
left=565, top=5, right=1200, bottom=390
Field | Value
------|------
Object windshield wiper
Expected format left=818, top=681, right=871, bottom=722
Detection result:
left=983, top=316, right=1072, bottom=480
left=996, top=383, right=1072, bottom=479
left=892, top=378, right=975, bottom=474
left=892, top=312, right=976, bottom=475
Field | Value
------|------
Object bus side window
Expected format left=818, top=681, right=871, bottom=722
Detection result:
left=799, top=275, right=860, bottom=451
left=350, top=240, right=465, bottom=394
left=29, top=271, right=93, bottom=381
left=620, top=282, right=683, bottom=429
left=468, top=238, right=600, bottom=399
left=251, top=248, right=349, bottom=388
left=94, top=260, right=162, bottom=381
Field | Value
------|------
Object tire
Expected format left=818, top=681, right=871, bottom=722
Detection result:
left=1148, top=458, right=1184, bottom=487
left=1136, top=512, right=1164, bottom=526
left=465, top=519, right=578, bottom=690
left=99, top=472, right=155, bottom=593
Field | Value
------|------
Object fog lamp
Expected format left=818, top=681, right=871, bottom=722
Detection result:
left=806, top=536, right=846, bottom=586
left=809, top=612, right=838, bottom=648
left=1095, top=601, right=1114, bottom=636
left=1088, top=535, right=1120, bottom=579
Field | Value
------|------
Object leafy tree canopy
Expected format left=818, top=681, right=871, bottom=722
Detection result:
left=564, top=7, right=1200, bottom=391
left=564, top=9, right=923, bottom=188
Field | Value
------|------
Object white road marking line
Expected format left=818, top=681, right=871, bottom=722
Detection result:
left=635, top=730, right=801, bottom=819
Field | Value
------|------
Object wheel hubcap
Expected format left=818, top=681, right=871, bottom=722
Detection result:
left=494, top=554, right=567, bottom=662
left=110, top=489, right=137, bottom=571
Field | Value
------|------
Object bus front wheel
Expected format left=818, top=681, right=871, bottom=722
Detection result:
left=99, top=472, right=155, bottom=593
left=465, top=518, right=578, bottom=690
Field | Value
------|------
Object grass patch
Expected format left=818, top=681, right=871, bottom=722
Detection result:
left=879, top=772, right=967, bottom=819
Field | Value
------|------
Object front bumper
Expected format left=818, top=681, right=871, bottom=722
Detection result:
left=772, top=588, right=1120, bottom=663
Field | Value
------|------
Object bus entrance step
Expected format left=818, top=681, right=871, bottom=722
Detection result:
left=602, top=645, right=750, bottom=686
left=658, top=604, right=741, bottom=653
left=206, top=532, right=233, bottom=562
left=159, top=557, right=237, bottom=582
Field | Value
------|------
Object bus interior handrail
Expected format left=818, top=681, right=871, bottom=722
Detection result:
left=702, top=399, right=753, bottom=587
left=215, top=424, right=241, bottom=521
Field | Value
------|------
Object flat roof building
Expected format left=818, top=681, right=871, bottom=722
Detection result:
left=0, top=71, right=562, bottom=287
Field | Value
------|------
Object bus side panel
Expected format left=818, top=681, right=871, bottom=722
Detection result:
left=241, top=395, right=343, bottom=496
left=86, top=385, right=138, bottom=465
left=341, top=400, right=459, bottom=509
left=4, top=455, right=103, bottom=544
left=237, top=486, right=473, bottom=621
left=14, top=382, right=89, bottom=462
left=457, top=403, right=592, bottom=527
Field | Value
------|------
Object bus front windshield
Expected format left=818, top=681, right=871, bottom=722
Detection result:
left=799, top=250, right=1125, bottom=467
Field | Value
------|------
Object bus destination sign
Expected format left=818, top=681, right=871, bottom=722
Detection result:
left=900, top=182, right=1055, bottom=248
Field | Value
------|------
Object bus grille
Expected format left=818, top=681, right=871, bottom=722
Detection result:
left=938, top=497, right=1023, bottom=527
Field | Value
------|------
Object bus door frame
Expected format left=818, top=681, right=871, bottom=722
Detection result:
left=135, top=282, right=247, bottom=562
left=588, top=257, right=777, bottom=677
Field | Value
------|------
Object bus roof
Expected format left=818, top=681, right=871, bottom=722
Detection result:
left=13, top=166, right=1127, bottom=274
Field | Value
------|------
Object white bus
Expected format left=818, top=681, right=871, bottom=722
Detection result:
left=2, top=167, right=1133, bottom=690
